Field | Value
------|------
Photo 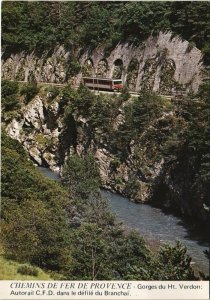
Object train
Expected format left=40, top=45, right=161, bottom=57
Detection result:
left=82, top=77, right=123, bottom=91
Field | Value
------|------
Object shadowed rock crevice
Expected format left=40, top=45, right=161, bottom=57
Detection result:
left=58, top=115, right=78, bottom=166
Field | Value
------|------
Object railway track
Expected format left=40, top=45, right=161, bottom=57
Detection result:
left=6, top=80, right=172, bottom=100
left=9, top=80, right=68, bottom=88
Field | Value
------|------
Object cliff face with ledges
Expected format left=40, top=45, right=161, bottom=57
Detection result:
left=3, top=31, right=209, bottom=229
left=5, top=88, right=209, bottom=228
left=2, top=32, right=205, bottom=94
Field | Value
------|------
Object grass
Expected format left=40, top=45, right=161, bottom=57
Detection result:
left=0, top=247, right=52, bottom=280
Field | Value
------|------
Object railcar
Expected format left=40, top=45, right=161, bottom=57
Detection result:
left=83, top=77, right=123, bottom=91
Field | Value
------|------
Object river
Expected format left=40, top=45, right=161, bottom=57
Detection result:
left=39, top=167, right=209, bottom=276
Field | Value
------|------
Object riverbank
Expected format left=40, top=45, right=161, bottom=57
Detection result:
left=38, top=167, right=209, bottom=276
left=100, top=189, right=209, bottom=276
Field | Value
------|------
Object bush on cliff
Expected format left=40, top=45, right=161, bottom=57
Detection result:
left=20, top=83, right=39, bottom=104
left=1, top=80, right=20, bottom=112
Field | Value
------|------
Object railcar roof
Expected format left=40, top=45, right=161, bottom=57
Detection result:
left=82, top=77, right=122, bottom=81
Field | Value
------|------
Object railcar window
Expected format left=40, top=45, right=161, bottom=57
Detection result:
left=98, top=80, right=110, bottom=84
left=84, top=79, right=91, bottom=83
left=83, top=78, right=117, bottom=86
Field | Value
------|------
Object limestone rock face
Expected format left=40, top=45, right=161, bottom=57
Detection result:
left=24, top=97, right=44, bottom=129
left=3, top=31, right=208, bottom=226
left=5, top=91, right=161, bottom=201
left=95, top=148, right=115, bottom=187
left=6, top=95, right=63, bottom=172
left=2, top=32, right=205, bottom=94
left=7, top=118, right=24, bottom=141
left=2, top=46, right=69, bottom=83
left=4, top=88, right=208, bottom=226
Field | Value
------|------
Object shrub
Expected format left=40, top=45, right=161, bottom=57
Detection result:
left=151, top=241, right=196, bottom=280
left=2, top=80, right=20, bottom=112
left=2, top=80, right=18, bottom=97
left=119, top=85, right=130, bottom=102
left=59, top=85, right=76, bottom=111
left=45, top=85, right=59, bottom=100
left=66, top=58, right=81, bottom=77
left=110, top=156, right=121, bottom=171
left=20, top=83, right=39, bottom=104
left=17, top=265, right=38, bottom=276
left=62, top=154, right=101, bottom=200
left=2, top=95, right=20, bottom=112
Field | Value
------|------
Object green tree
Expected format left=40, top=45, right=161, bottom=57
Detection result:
left=151, top=242, right=196, bottom=280
left=132, top=93, right=169, bottom=131
left=1, top=80, right=20, bottom=112
left=112, top=230, right=152, bottom=280
left=170, top=2, right=210, bottom=63
left=62, top=154, right=101, bottom=201
left=2, top=198, right=71, bottom=271
left=90, top=95, right=112, bottom=130
left=1, top=133, right=72, bottom=271
left=68, top=223, right=112, bottom=280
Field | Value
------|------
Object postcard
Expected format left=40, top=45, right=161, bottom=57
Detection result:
left=1, top=1, right=209, bottom=299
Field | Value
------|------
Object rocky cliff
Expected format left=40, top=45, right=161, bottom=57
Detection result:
left=2, top=32, right=209, bottom=229
left=2, top=32, right=205, bottom=94
left=4, top=83, right=209, bottom=229
left=5, top=90, right=165, bottom=196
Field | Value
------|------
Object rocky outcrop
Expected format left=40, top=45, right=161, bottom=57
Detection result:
left=3, top=31, right=209, bottom=228
left=6, top=94, right=62, bottom=172
left=5, top=90, right=162, bottom=200
left=2, top=32, right=205, bottom=94
left=5, top=87, right=209, bottom=228
left=151, top=164, right=210, bottom=228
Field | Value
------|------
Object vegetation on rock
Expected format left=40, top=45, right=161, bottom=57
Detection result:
left=2, top=2, right=210, bottom=63
left=1, top=1, right=210, bottom=279
left=20, top=83, right=39, bottom=104
left=2, top=80, right=19, bottom=109
left=1, top=131, right=197, bottom=280
left=2, top=78, right=209, bottom=229
left=59, top=81, right=210, bottom=228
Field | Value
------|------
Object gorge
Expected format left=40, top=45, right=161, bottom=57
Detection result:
left=39, top=166, right=209, bottom=276
left=4, top=80, right=210, bottom=230
left=1, top=1, right=210, bottom=281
